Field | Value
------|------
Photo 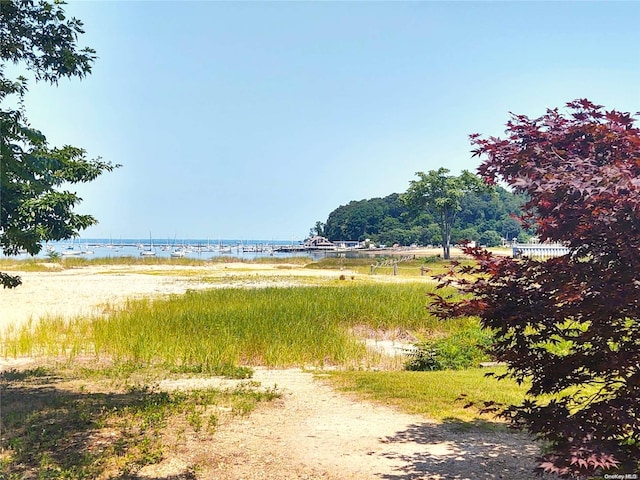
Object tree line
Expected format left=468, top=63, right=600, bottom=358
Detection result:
left=314, top=173, right=530, bottom=249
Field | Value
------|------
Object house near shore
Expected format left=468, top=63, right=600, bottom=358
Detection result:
left=303, top=236, right=337, bottom=251
left=335, top=240, right=360, bottom=250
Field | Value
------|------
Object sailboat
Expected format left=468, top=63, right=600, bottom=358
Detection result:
left=140, top=234, right=156, bottom=257
left=62, top=237, right=84, bottom=256
left=61, top=246, right=82, bottom=256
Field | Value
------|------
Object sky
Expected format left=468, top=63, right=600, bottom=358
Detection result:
left=16, top=1, right=640, bottom=240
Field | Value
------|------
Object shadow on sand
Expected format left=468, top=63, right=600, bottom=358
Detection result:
left=376, top=418, right=547, bottom=480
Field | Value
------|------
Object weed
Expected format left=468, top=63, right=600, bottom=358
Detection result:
left=207, top=413, right=219, bottom=433
left=405, top=327, right=493, bottom=371
left=186, top=405, right=204, bottom=432
left=0, top=365, right=281, bottom=479
left=0, top=366, right=53, bottom=381
left=169, top=363, right=253, bottom=379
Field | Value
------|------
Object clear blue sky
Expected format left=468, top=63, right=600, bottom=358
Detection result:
left=20, top=1, right=640, bottom=240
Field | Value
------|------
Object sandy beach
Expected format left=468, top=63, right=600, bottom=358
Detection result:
left=1, top=265, right=206, bottom=329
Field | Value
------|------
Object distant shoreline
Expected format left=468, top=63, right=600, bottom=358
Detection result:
left=1, top=240, right=513, bottom=262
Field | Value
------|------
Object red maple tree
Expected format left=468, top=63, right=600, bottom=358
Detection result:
left=434, top=99, right=640, bottom=477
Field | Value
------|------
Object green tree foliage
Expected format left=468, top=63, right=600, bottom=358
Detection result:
left=402, top=168, right=487, bottom=259
left=1, top=0, right=118, bottom=288
left=322, top=186, right=527, bottom=250
left=455, top=187, right=526, bottom=241
left=478, top=229, right=502, bottom=247
left=308, top=220, right=325, bottom=238
left=324, top=194, right=406, bottom=242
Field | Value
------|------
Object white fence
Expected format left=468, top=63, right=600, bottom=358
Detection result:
left=512, top=243, right=569, bottom=258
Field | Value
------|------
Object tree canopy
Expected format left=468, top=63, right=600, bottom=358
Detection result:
left=434, top=99, right=640, bottom=477
left=1, top=0, right=117, bottom=288
left=320, top=185, right=528, bottom=250
left=402, top=168, right=488, bottom=259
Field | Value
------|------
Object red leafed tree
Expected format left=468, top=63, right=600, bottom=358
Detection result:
left=434, top=99, right=640, bottom=478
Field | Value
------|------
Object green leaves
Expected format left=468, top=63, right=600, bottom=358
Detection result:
left=1, top=1, right=119, bottom=287
left=402, top=168, right=489, bottom=259
left=0, top=272, right=22, bottom=289
left=0, top=0, right=96, bottom=83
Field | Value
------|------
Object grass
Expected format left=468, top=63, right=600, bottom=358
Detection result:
left=0, top=364, right=280, bottom=479
left=0, top=258, right=62, bottom=272
left=321, top=367, right=527, bottom=426
left=0, top=254, right=313, bottom=271
left=405, top=327, right=494, bottom=370
left=2, top=283, right=474, bottom=370
left=306, top=256, right=476, bottom=278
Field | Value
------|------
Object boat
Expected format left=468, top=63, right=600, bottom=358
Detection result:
left=140, top=234, right=156, bottom=257
left=61, top=238, right=91, bottom=256
left=273, top=236, right=336, bottom=253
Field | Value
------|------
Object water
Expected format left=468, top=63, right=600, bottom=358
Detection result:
left=3, top=238, right=328, bottom=261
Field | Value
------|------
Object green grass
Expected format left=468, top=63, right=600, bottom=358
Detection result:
left=405, top=327, right=493, bottom=370
left=0, top=258, right=61, bottom=272
left=3, top=283, right=473, bottom=370
left=321, top=367, right=527, bottom=425
left=0, top=365, right=280, bottom=479
left=306, top=256, right=477, bottom=278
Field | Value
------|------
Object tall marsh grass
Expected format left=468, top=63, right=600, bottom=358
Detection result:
left=0, top=258, right=61, bottom=272
left=3, top=284, right=472, bottom=370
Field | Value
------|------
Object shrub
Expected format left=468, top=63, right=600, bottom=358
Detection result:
left=405, top=328, right=492, bottom=371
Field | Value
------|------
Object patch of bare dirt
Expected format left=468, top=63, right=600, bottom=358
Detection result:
left=140, top=368, right=543, bottom=480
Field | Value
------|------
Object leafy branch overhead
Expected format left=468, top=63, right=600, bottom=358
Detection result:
left=0, top=0, right=119, bottom=288
left=435, top=99, right=640, bottom=478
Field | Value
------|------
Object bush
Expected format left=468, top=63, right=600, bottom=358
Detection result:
left=405, top=328, right=492, bottom=371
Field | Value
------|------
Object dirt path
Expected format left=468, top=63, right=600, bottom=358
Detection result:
left=169, top=368, right=541, bottom=480
left=1, top=265, right=545, bottom=479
